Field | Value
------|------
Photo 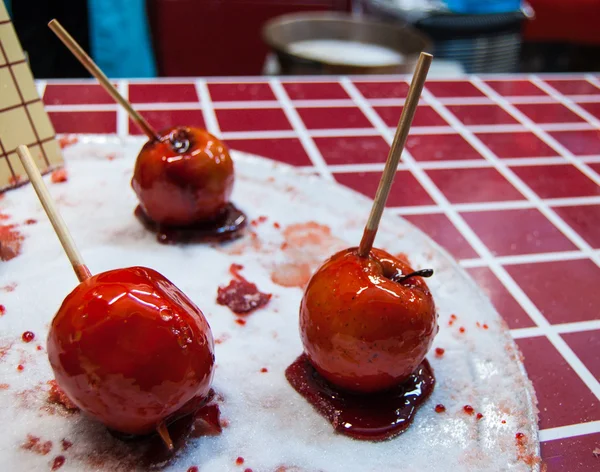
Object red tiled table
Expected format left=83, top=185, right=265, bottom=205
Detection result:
left=41, top=75, right=600, bottom=471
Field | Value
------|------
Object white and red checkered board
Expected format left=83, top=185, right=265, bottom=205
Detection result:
left=42, top=74, right=600, bottom=471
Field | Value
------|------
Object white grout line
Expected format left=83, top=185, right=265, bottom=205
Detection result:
left=269, top=78, right=333, bottom=181
left=511, top=319, right=600, bottom=339
left=391, top=205, right=443, bottom=215
left=194, top=79, right=220, bottom=137
left=539, top=421, right=600, bottom=442
left=116, top=80, right=128, bottom=138
left=459, top=250, right=590, bottom=268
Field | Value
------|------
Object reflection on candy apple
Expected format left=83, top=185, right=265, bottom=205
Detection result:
left=47, top=266, right=215, bottom=436
left=132, top=126, right=234, bottom=226
left=300, top=247, right=437, bottom=393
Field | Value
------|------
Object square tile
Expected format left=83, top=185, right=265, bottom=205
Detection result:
left=0, top=107, right=34, bottom=151
left=207, top=82, right=275, bottom=101
left=550, top=129, right=600, bottom=155
left=476, top=131, right=558, bottom=158
left=10, top=62, right=38, bottom=102
left=544, top=79, right=600, bottom=95
left=48, top=111, right=116, bottom=134
left=43, top=84, right=115, bottom=105
left=507, top=259, right=600, bottom=324
left=553, top=204, right=600, bottom=248
left=128, top=83, right=198, bottom=103
left=426, top=167, right=525, bottom=203
left=226, top=138, right=311, bottom=166
left=461, top=208, right=577, bottom=256
left=283, top=82, right=349, bottom=100
left=403, top=213, right=478, bottom=259
left=215, top=108, right=292, bottom=132
left=296, top=106, right=371, bottom=129
left=129, top=109, right=205, bottom=135
left=466, top=267, right=534, bottom=328
left=512, top=164, right=600, bottom=198
left=484, top=80, right=547, bottom=96
left=334, top=170, right=434, bottom=207
left=515, top=103, right=585, bottom=123
left=0, top=67, right=20, bottom=108
left=576, top=101, right=600, bottom=120
left=447, top=104, right=520, bottom=126
left=406, top=133, right=482, bottom=161
left=425, top=81, right=486, bottom=97
left=561, top=330, right=600, bottom=380
left=28, top=102, right=56, bottom=140
left=374, top=105, right=448, bottom=127
left=516, top=336, right=600, bottom=429
left=314, top=136, right=389, bottom=165
left=541, top=432, right=600, bottom=472
left=353, top=81, right=410, bottom=99
left=0, top=24, right=25, bottom=62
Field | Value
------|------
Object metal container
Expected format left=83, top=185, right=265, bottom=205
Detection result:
left=262, top=12, right=431, bottom=75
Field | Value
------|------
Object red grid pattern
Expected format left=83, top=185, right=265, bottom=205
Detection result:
left=41, top=75, right=600, bottom=471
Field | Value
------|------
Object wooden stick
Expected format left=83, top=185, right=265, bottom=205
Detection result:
left=357, top=52, right=433, bottom=257
left=156, top=422, right=174, bottom=451
left=48, top=19, right=160, bottom=141
left=16, top=145, right=91, bottom=282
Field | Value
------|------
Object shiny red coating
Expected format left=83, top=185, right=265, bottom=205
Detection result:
left=300, top=247, right=437, bottom=393
left=132, top=126, right=234, bottom=226
left=47, top=266, right=215, bottom=435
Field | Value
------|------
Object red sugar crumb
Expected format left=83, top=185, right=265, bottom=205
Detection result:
left=434, top=347, right=445, bottom=358
left=21, top=435, right=53, bottom=455
left=24, top=218, right=37, bottom=225
left=0, top=224, right=24, bottom=261
left=250, top=215, right=268, bottom=226
left=476, top=413, right=483, bottom=420
left=17, top=364, right=24, bottom=371
left=459, top=326, right=466, bottom=333
left=220, top=418, right=230, bottom=428
left=244, top=469, right=253, bottom=472
left=260, top=367, right=268, bottom=373
left=450, top=314, right=457, bottom=320
left=36, top=345, right=43, bottom=351
left=516, top=432, right=525, bottom=441
left=187, top=467, right=199, bottom=472
left=0, top=305, right=5, bottom=316
left=51, top=169, right=68, bottom=184
left=0, top=383, right=9, bottom=389
left=48, top=380, right=79, bottom=411
left=236, top=456, right=245, bottom=465
left=217, top=264, right=272, bottom=314
left=215, top=334, right=230, bottom=344
left=0, top=341, right=12, bottom=360
left=435, top=404, right=446, bottom=413
left=106, top=153, right=116, bottom=161
left=51, top=455, right=66, bottom=470
left=58, top=135, right=78, bottom=149
left=8, top=175, right=22, bottom=186
left=60, top=439, right=72, bottom=451
left=2, top=283, right=17, bottom=292
left=235, top=318, right=246, bottom=326
left=476, top=322, right=481, bottom=328
left=483, top=323, right=489, bottom=330
left=22, top=331, right=35, bottom=343
left=501, top=420, right=506, bottom=424
left=463, top=405, right=474, bottom=415
left=592, top=448, right=600, bottom=458
left=273, top=222, right=281, bottom=229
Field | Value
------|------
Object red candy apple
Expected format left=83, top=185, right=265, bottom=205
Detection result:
left=300, top=247, right=437, bottom=393
left=132, top=126, right=234, bottom=226
left=47, top=266, right=215, bottom=436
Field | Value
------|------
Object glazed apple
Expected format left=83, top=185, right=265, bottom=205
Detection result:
left=132, top=126, right=234, bottom=226
left=300, top=247, right=436, bottom=393
left=47, top=266, right=215, bottom=436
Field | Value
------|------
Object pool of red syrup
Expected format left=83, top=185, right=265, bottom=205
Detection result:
left=217, top=264, right=271, bottom=314
left=285, top=354, right=435, bottom=440
left=134, top=203, right=246, bottom=244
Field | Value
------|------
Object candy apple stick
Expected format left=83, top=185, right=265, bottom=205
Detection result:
left=357, top=52, right=433, bottom=258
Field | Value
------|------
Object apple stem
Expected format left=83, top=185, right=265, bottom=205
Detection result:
left=16, top=145, right=91, bottom=283
left=394, top=268, right=434, bottom=283
left=156, top=422, right=174, bottom=451
left=357, top=52, right=433, bottom=258
left=48, top=19, right=160, bottom=142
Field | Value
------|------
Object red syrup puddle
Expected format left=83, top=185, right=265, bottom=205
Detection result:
left=286, top=354, right=435, bottom=441
left=134, top=203, right=247, bottom=245
left=217, top=264, right=272, bottom=314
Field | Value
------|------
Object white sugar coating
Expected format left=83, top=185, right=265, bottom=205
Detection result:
left=288, top=40, right=405, bottom=66
left=0, top=136, right=539, bottom=471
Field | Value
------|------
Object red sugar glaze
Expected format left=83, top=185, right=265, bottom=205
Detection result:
left=51, top=455, right=66, bottom=470
left=217, top=264, right=272, bottom=314
left=47, top=380, right=79, bottom=412
left=60, top=439, right=72, bottom=451
left=51, top=169, right=68, bottom=183
left=22, top=331, right=35, bottom=343
left=187, top=467, right=199, bottom=472
left=463, top=405, right=474, bottom=415
left=236, top=456, right=245, bottom=465
left=17, top=364, right=24, bottom=371
left=0, top=223, right=24, bottom=261
left=434, top=347, right=445, bottom=358
left=459, top=327, right=466, bottom=333
left=435, top=404, right=446, bottom=413
left=21, top=435, right=53, bottom=455
left=476, top=413, right=483, bottom=420
left=260, top=368, right=268, bottom=373
left=25, top=219, right=37, bottom=225
left=286, top=354, right=435, bottom=440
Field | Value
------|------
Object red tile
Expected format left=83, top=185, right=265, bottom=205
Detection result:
left=461, top=208, right=576, bottom=256
left=512, top=165, right=600, bottom=198
left=215, top=108, right=292, bottom=132
left=128, top=83, right=198, bottom=103
left=207, top=82, right=275, bottom=101
left=403, top=213, right=478, bottom=259
left=590, top=163, right=600, bottom=174
left=49, top=111, right=116, bottom=134
left=466, top=267, right=534, bottom=328
left=484, top=80, right=547, bottom=96
left=545, top=79, right=600, bottom=95
left=550, top=129, right=600, bottom=155
left=577, top=101, right=600, bottom=120
left=374, top=105, right=448, bottom=127
left=283, top=82, right=349, bottom=100
left=406, top=133, right=482, bottom=161
left=226, top=138, right=311, bottom=167
left=129, top=109, right=205, bottom=135
left=296, top=107, right=371, bottom=129
left=314, top=136, right=389, bottom=165
left=542, top=432, right=600, bottom=472
left=353, top=81, right=410, bottom=99
left=334, top=171, right=434, bottom=207
left=43, top=84, right=114, bottom=105
left=426, top=81, right=486, bottom=97
left=516, top=336, right=600, bottom=428
left=426, top=168, right=525, bottom=203
left=476, top=131, right=558, bottom=158
left=507, top=259, right=600, bottom=324
left=447, top=104, right=520, bottom=126
left=553, top=205, right=600, bottom=248
left=515, top=103, right=585, bottom=123
left=561, top=330, right=600, bottom=380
